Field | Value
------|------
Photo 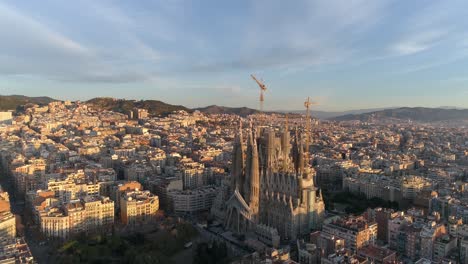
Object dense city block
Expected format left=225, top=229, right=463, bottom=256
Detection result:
left=0, top=101, right=467, bottom=264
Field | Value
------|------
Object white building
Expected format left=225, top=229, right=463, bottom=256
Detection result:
left=169, top=186, right=217, bottom=213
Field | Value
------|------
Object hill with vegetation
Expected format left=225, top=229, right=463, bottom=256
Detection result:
left=330, top=107, right=468, bottom=122
left=194, top=105, right=262, bottom=116
left=86, top=97, right=191, bottom=116
left=0, top=95, right=56, bottom=111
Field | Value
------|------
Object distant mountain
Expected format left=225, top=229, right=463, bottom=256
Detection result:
left=330, top=107, right=468, bottom=122
left=194, top=105, right=263, bottom=117
left=279, top=107, right=399, bottom=119
left=86, top=97, right=190, bottom=116
left=0, top=95, right=57, bottom=111
left=438, top=106, right=467, bottom=110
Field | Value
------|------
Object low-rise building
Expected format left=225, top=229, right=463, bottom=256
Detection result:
left=357, top=244, right=396, bottom=264
left=433, top=235, right=457, bottom=261
left=255, top=224, right=280, bottom=248
left=0, top=238, right=34, bottom=264
left=297, top=240, right=319, bottom=264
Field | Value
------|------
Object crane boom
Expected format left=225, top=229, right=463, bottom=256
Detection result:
left=251, top=74, right=268, bottom=119
left=251, top=74, right=267, bottom=91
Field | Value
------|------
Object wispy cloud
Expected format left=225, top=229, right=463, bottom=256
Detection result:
left=391, top=30, right=446, bottom=55
left=0, top=1, right=167, bottom=83
left=183, top=0, right=391, bottom=73
left=388, top=1, right=467, bottom=57
left=0, top=3, right=90, bottom=57
left=247, top=0, right=389, bottom=66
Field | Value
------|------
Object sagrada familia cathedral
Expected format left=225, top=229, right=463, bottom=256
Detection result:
left=211, top=120, right=325, bottom=241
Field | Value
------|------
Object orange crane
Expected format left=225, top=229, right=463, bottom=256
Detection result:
left=251, top=74, right=267, bottom=112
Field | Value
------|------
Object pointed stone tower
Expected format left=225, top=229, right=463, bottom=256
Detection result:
left=281, top=116, right=291, bottom=170
left=231, top=120, right=245, bottom=193
left=292, top=127, right=304, bottom=176
left=247, top=128, right=260, bottom=223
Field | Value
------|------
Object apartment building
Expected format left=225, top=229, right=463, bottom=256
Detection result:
left=39, top=195, right=114, bottom=239
left=120, top=190, right=159, bottom=225
left=322, top=216, right=377, bottom=252
left=168, top=186, right=217, bottom=213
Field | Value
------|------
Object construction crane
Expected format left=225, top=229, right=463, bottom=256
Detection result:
left=304, top=97, right=318, bottom=117
left=250, top=74, right=267, bottom=113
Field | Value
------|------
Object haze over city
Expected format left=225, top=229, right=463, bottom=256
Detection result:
left=1, top=0, right=467, bottom=111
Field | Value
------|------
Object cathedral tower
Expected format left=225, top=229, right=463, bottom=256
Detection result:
left=231, top=121, right=245, bottom=193
left=244, top=128, right=260, bottom=222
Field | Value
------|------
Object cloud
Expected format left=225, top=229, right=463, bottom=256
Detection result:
left=182, top=0, right=390, bottom=73
left=56, top=72, right=152, bottom=84
left=391, top=31, right=446, bottom=55
left=388, top=1, right=468, bottom=57
left=246, top=0, right=388, bottom=65
left=0, top=3, right=90, bottom=57
left=0, top=2, right=166, bottom=83
left=396, top=50, right=468, bottom=74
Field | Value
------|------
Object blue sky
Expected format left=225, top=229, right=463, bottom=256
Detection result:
left=0, top=0, right=467, bottom=111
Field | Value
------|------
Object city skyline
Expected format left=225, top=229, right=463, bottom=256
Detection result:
left=1, top=2, right=468, bottom=262
left=1, top=0, right=468, bottom=111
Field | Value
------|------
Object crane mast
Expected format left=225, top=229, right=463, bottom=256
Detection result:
left=251, top=74, right=267, bottom=113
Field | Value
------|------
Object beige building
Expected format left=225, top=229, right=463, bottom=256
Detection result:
left=13, top=160, right=46, bottom=198
left=82, top=196, right=114, bottom=233
left=110, top=181, right=142, bottom=210
left=133, top=108, right=148, bottom=119
left=0, top=212, right=16, bottom=243
left=0, top=111, right=12, bottom=125
left=401, top=176, right=432, bottom=199
left=322, top=215, right=378, bottom=252
left=43, top=173, right=101, bottom=204
left=120, top=190, right=159, bottom=225
left=40, top=208, right=70, bottom=238
left=39, top=195, right=114, bottom=239
left=0, top=188, right=16, bottom=244
left=168, top=186, right=217, bottom=213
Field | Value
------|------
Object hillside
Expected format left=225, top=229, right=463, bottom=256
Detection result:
left=330, top=107, right=468, bottom=122
left=86, top=97, right=190, bottom=116
left=0, top=95, right=57, bottom=111
left=195, top=105, right=262, bottom=117
left=282, top=107, right=397, bottom=119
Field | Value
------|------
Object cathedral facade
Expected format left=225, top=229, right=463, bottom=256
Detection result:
left=211, top=121, right=325, bottom=242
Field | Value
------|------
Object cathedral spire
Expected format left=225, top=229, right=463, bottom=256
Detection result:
left=243, top=122, right=260, bottom=222
left=248, top=127, right=260, bottom=222
left=303, top=97, right=316, bottom=180
left=231, top=119, right=245, bottom=193
left=281, top=115, right=290, bottom=170
left=292, top=127, right=304, bottom=176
